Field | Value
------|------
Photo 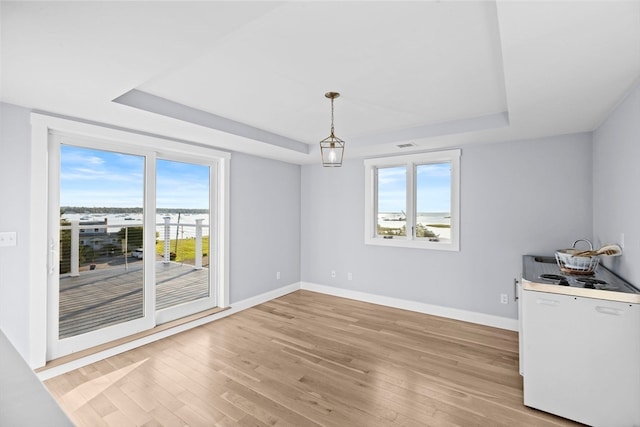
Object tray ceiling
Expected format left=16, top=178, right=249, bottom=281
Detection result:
left=1, top=1, right=639, bottom=163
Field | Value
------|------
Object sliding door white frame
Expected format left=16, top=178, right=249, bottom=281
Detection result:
left=31, top=113, right=230, bottom=363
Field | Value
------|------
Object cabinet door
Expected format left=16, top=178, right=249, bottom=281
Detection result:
left=522, top=290, right=640, bottom=426
left=580, top=297, right=640, bottom=426
left=522, top=291, right=583, bottom=419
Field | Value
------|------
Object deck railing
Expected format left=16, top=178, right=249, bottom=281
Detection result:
left=60, top=217, right=209, bottom=277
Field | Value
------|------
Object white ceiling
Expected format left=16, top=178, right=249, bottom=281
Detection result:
left=1, top=1, right=639, bottom=164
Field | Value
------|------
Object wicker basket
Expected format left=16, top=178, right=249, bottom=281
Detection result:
left=555, top=249, right=599, bottom=274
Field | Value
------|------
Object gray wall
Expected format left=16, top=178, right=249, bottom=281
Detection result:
left=593, top=81, right=640, bottom=285
left=301, top=133, right=593, bottom=319
left=229, top=152, right=301, bottom=303
left=0, top=103, right=33, bottom=358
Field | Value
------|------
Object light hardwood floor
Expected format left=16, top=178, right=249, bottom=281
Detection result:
left=45, top=290, right=581, bottom=426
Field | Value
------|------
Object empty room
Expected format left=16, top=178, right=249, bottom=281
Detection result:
left=1, top=1, right=639, bottom=426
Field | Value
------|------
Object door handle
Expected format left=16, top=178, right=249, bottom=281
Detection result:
left=536, top=298, right=559, bottom=307
left=49, top=238, right=58, bottom=275
left=595, top=306, right=624, bottom=316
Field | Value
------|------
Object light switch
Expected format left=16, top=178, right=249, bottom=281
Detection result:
left=0, top=232, right=17, bottom=247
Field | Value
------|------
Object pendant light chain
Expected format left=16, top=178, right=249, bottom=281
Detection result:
left=330, top=96, right=335, bottom=136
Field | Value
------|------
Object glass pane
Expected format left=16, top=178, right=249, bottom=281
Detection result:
left=155, top=159, right=211, bottom=311
left=377, top=166, right=406, bottom=237
left=59, top=145, right=145, bottom=339
left=416, top=162, right=451, bottom=242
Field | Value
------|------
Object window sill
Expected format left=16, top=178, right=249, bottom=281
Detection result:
left=365, top=236, right=459, bottom=251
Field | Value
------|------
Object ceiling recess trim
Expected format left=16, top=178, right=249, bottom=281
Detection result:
left=349, top=111, right=510, bottom=147
left=113, top=89, right=309, bottom=154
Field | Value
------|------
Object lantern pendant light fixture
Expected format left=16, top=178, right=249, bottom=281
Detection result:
left=319, top=91, right=345, bottom=167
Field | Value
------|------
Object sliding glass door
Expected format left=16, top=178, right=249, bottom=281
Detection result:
left=47, top=132, right=222, bottom=360
left=155, top=158, right=216, bottom=324
left=48, top=139, right=155, bottom=358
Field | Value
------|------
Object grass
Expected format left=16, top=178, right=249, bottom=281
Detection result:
left=377, top=223, right=450, bottom=237
left=155, top=237, right=209, bottom=263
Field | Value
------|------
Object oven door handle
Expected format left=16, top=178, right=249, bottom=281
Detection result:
left=595, top=306, right=624, bottom=316
left=536, top=298, right=560, bottom=307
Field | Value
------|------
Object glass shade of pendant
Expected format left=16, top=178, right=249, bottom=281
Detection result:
left=320, top=138, right=345, bottom=167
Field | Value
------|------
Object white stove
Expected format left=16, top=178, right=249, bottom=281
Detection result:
left=520, top=255, right=640, bottom=427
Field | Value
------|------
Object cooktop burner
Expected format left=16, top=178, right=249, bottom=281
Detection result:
left=576, top=278, right=607, bottom=285
left=575, top=277, right=620, bottom=290
left=539, top=274, right=569, bottom=285
left=538, top=274, right=615, bottom=289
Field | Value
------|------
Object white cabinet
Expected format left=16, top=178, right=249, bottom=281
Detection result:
left=517, top=279, right=524, bottom=376
left=522, top=290, right=640, bottom=427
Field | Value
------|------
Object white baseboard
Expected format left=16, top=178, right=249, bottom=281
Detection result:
left=300, top=282, right=518, bottom=332
left=37, top=283, right=300, bottom=380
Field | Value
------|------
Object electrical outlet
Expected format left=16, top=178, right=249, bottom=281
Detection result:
left=331, top=270, right=336, bottom=278
left=500, top=293, right=509, bottom=304
left=347, top=272, right=353, bottom=281
left=0, top=232, right=17, bottom=247
left=620, top=233, right=625, bottom=249
left=276, top=271, right=281, bottom=280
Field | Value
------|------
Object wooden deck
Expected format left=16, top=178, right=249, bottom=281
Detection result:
left=59, top=260, right=209, bottom=338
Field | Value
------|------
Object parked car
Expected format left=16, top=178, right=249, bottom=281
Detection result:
left=131, top=248, right=143, bottom=259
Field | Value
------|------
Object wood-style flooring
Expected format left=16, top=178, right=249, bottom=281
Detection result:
left=45, top=290, right=580, bottom=426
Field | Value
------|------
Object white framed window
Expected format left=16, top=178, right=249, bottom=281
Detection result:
left=364, top=149, right=460, bottom=251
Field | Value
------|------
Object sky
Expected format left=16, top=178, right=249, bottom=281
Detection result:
left=378, top=163, right=451, bottom=213
left=60, top=145, right=449, bottom=212
left=60, top=145, right=210, bottom=209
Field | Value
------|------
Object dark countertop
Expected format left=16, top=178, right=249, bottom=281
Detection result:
left=522, top=255, right=640, bottom=303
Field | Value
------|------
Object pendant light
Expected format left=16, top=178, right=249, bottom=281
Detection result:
left=319, top=92, right=345, bottom=167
